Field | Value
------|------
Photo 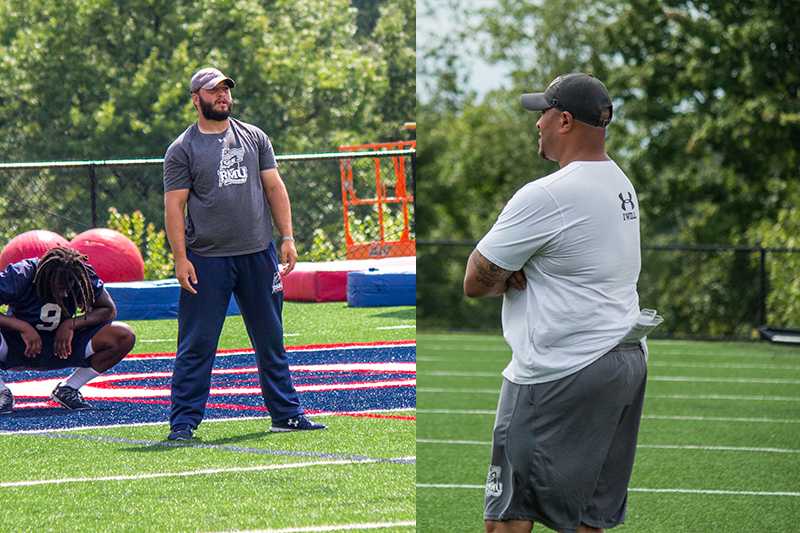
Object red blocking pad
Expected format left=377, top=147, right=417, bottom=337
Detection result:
left=283, top=270, right=349, bottom=302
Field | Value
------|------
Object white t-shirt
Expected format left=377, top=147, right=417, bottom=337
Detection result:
left=476, top=160, right=642, bottom=384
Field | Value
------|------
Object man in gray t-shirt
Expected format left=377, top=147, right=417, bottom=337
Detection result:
left=162, top=67, right=325, bottom=441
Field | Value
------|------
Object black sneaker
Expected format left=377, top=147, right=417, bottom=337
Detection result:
left=0, top=388, right=13, bottom=414
left=167, top=427, right=194, bottom=441
left=270, top=414, right=326, bottom=432
left=50, top=383, right=92, bottom=410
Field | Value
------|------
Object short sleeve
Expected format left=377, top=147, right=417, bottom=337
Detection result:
left=86, top=265, right=105, bottom=300
left=0, top=261, right=32, bottom=305
left=163, top=142, right=192, bottom=192
left=258, top=129, right=278, bottom=171
left=476, top=183, right=564, bottom=271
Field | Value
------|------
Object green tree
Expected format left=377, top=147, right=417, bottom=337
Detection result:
left=418, top=0, right=800, bottom=335
left=0, top=0, right=415, bottom=260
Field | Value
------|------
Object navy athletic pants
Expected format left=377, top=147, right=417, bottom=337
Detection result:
left=169, top=244, right=302, bottom=430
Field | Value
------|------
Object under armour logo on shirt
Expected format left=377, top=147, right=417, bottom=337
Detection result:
left=619, top=192, right=635, bottom=211
left=619, top=192, right=637, bottom=221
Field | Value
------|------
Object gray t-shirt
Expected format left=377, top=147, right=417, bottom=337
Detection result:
left=163, top=118, right=278, bottom=257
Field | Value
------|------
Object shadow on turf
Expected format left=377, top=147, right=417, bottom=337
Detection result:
left=121, top=431, right=269, bottom=453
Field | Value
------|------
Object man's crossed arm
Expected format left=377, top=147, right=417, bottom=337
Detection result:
left=463, top=249, right=526, bottom=298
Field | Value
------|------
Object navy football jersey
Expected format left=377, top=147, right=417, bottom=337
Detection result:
left=0, top=259, right=104, bottom=333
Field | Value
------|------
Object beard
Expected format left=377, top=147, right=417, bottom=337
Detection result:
left=198, top=95, right=232, bottom=121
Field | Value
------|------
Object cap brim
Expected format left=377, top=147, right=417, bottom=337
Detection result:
left=520, top=93, right=549, bottom=111
left=202, top=75, right=235, bottom=90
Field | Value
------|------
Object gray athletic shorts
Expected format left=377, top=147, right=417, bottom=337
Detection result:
left=484, top=344, right=647, bottom=532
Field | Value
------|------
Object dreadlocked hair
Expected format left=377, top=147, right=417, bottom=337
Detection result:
left=33, top=246, right=96, bottom=317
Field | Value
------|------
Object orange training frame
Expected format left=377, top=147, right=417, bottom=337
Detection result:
left=338, top=141, right=416, bottom=260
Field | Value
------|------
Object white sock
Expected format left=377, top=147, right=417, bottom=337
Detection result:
left=64, top=367, right=101, bottom=390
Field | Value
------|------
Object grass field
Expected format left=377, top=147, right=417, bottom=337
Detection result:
left=417, top=332, right=800, bottom=532
left=0, top=302, right=416, bottom=532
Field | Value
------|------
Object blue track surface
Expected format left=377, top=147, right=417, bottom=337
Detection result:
left=0, top=344, right=415, bottom=432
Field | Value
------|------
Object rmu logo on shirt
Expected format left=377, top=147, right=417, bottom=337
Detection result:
left=218, top=146, right=248, bottom=187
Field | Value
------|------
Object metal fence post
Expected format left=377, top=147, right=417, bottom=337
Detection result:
left=410, top=151, right=416, bottom=234
left=89, top=164, right=98, bottom=228
left=759, top=245, right=768, bottom=326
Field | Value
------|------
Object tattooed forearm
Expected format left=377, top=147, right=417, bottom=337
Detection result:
left=475, top=254, right=510, bottom=287
left=464, top=250, right=513, bottom=298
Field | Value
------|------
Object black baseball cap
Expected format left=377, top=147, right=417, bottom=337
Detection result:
left=521, top=73, right=612, bottom=128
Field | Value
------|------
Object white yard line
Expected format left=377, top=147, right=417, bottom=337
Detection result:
left=212, top=521, right=416, bottom=533
left=418, top=388, right=800, bottom=402
left=0, top=459, right=384, bottom=488
left=416, top=484, right=800, bottom=497
left=642, top=414, right=800, bottom=424
left=376, top=325, right=416, bottom=330
left=423, top=370, right=800, bottom=384
left=417, top=439, right=800, bottom=454
left=648, top=394, right=800, bottom=402
left=651, top=361, right=800, bottom=371
left=416, top=409, right=800, bottom=424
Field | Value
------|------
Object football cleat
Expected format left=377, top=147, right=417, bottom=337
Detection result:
left=0, top=388, right=13, bottom=415
left=51, top=383, right=92, bottom=410
left=167, top=427, right=195, bottom=441
left=270, top=414, right=326, bottom=432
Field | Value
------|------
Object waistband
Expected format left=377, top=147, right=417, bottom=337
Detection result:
left=612, top=341, right=642, bottom=351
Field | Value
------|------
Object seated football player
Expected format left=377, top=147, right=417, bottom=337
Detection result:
left=0, top=246, right=136, bottom=413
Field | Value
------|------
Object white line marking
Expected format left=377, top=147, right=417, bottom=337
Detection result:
left=417, top=438, right=488, bottom=446
left=418, top=388, right=800, bottom=402
left=215, top=521, right=417, bottom=532
left=425, top=371, right=497, bottom=377
left=0, top=459, right=388, bottom=488
left=650, top=376, right=800, bottom=384
left=416, top=410, right=800, bottom=424
left=423, top=370, right=800, bottom=384
left=0, top=408, right=416, bottom=435
left=638, top=444, right=800, bottom=454
left=137, top=339, right=174, bottom=343
left=642, top=414, right=800, bottom=424
left=648, top=394, right=800, bottom=402
left=376, top=325, right=416, bottom=330
left=415, top=484, right=800, bottom=497
left=416, top=439, right=800, bottom=454
left=418, top=409, right=495, bottom=415
left=417, top=388, right=497, bottom=394
left=651, top=361, right=800, bottom=371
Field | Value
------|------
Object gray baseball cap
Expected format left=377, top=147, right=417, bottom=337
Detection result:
left=190, top=67, right=235, bottom=93
left=521, top=73, right=612, bottom=128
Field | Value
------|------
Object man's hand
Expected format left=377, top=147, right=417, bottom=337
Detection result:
left=175, top=257, right=198, bottom=294
left=54, top=319, right=75, bottom=359
left=280, top=239, right=298, bottom=276
left=20, top=323, right=42, bottom=358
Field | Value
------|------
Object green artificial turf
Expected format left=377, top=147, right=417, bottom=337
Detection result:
left=0, top=303, right=416, bottom=532
left=129, top=302, right=416, bottom=354
left=416, top=332, right=800, bottom=533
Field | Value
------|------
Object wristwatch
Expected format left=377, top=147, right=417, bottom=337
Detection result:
left=281, top=236, right=295, bottom=242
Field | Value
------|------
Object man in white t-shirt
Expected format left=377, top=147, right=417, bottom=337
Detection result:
left=464, top=73, right=648, bottom=533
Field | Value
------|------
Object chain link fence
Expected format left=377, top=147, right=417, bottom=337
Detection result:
left=418, top=240, right=800, bottom=340
left=0, top=150, right=415, bottom=262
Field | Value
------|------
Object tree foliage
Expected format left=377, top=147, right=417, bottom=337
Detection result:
left=419, top=0, right=800, bottom=334
left=0, top=0, right=415, bottom=263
